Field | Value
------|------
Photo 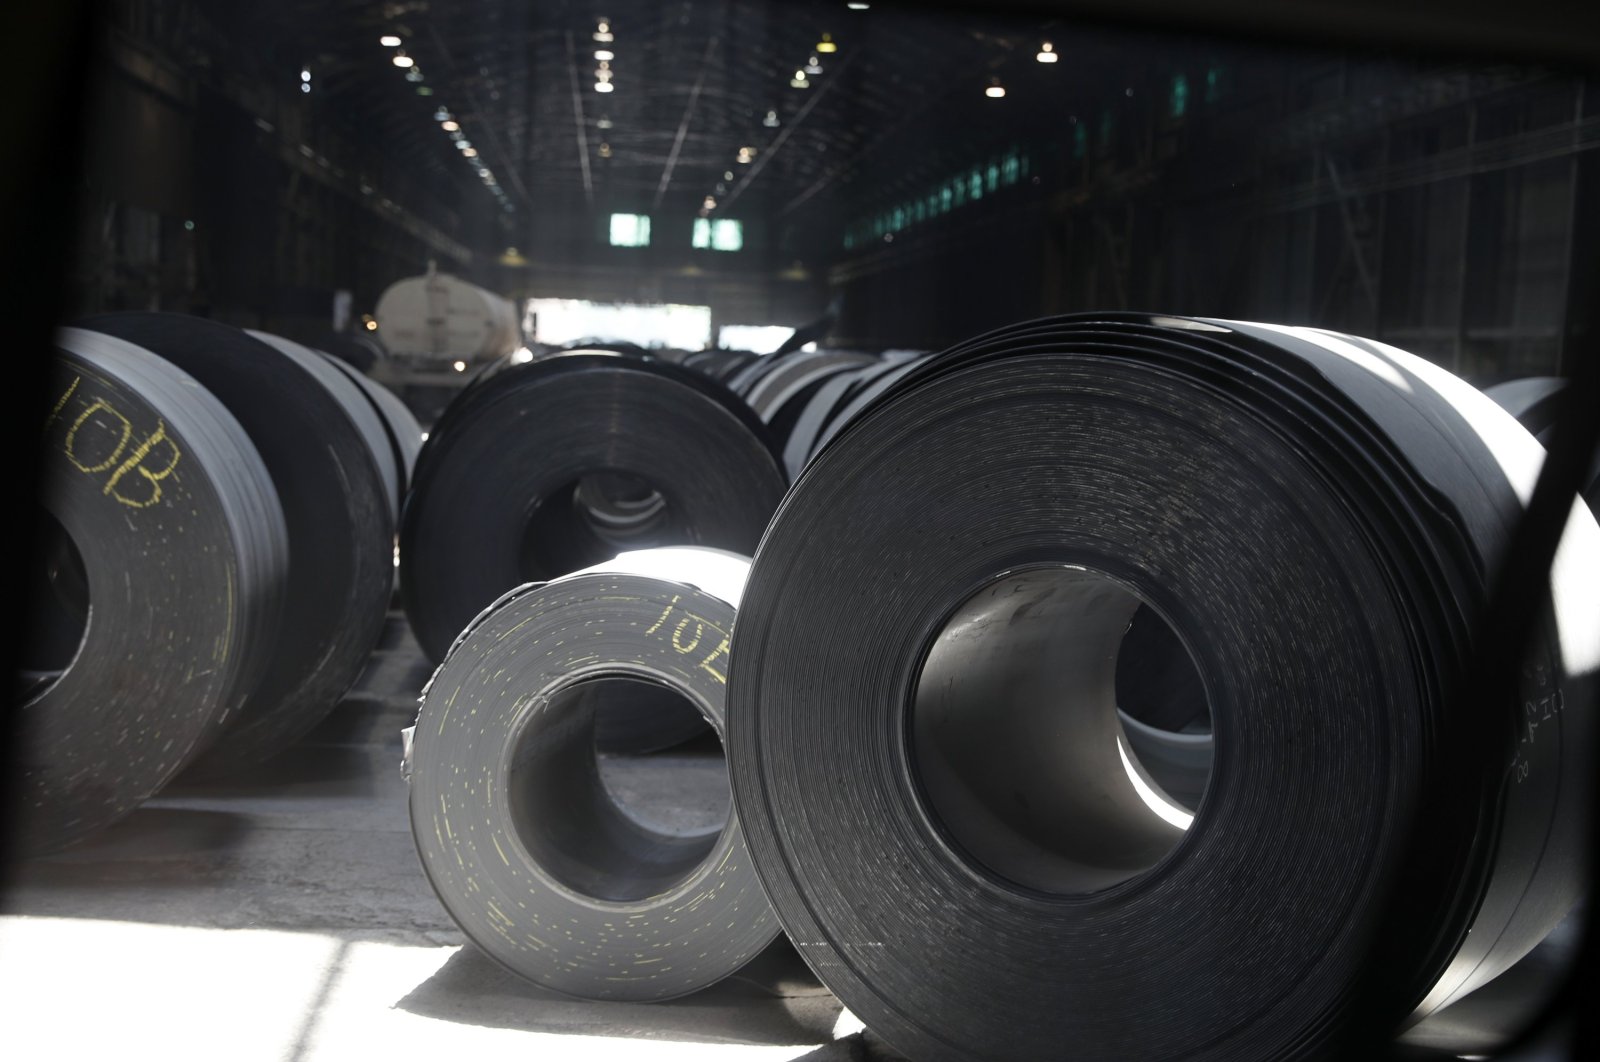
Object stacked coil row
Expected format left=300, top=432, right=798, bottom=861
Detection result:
left=403, top=316, right=1597, bottom=1060
left=21, top=315, right=423, bottom=854
left=26, top=311, right=1596, bottom=1058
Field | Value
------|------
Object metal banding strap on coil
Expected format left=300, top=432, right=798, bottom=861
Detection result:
left=83, top=313, right=395, bottom=772
left=725, top=312, right=1600, bottom=1060
left=399, top=352, right=787, bottom=665
left=18, top=329, right=288, bottom=853
left=407, top=547, right=779, bottom=1001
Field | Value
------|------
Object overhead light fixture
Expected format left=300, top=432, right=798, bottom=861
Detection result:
left=456, top=139, right=473, bottom=150
left=594, top=19, right=613, bottom=42
left=416, top=86, right=432, bottom=95
left=596, top=68, right=613, bottom=82
left=441, top=119, right=459, bottom=132
left=434, top=107, right=450, bottom=121
left=452, top=360, right=467, bottom=373
left=392, top=52, right=414, bottom=68
left=300, top=67, right=312, bottom=83
left=703, top=195, right=717, bottom=210
left=595, top=81, right=615, bottom=93
left=985, top=77, right=1006, bottom=98
left=597, top=61, right=610, bottom=72
left=598, top=142, right=612, bottom=158
left=595, top=49, right=614, bottom=61
left=405, top=68, right=423, bottom=82
left=597, top=115, right=613, bottom=129
left=847, top=2, right=870, bottom=8
left=790, top=70, right=809, bottom=88
left=723, top=169, right=734, bottom=180
left=816, top=33, right=837, bottom=53
left=462, top=147, right=478, bottom=157
left=763, top=109, right=780, bottom=127
left=1036, top=42, right=1058, bottom=63
left=379, top=34, right=402, bottom=47
left=736, top=146, right=755, bottom=163
left=805, top=56, right=823, bottom=75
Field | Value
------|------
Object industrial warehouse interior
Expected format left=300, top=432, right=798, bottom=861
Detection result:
left=5, top=0, right=1600, bottom=1060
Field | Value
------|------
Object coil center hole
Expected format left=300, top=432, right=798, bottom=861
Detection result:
left=909, top=566, right=1212, bottom=895
left=519, top=472, right=677, bottom=581
left=506, top=674, right=730, bottom=903
left=19, top=509, right=91, bottom=701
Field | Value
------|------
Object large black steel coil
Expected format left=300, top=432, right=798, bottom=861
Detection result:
left=247, top=331, right=401, bottom=526
left=18, top=329, right=287, bottom=852
left=778, top=355, right=929, bottom=479
left=83, top=313, right=394, bottom=771
left=310, top=343, right=424, bottom=523
left=726, top=313, right=1600, bottom=1060
left=1486, top=376, right=1599, bottom=509
left=407, top=547, right=779, bottom=1001
left=399, top=353, right=787, bottom=667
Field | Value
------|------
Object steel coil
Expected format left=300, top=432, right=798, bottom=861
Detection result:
left=1486, top=376, right=1600, bottom=509
left=315, top=348, right=423, bottom=521
left=18, top=329, right=287, bottom=852
left=83, top=313, right=394, bottom=771
left=408, top=547, right=779, bottom=1000
left=399, top=353, right=786, bottom=667
left=727, top=313, right=1600, bottom=1060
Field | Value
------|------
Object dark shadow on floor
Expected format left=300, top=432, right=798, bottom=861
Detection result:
left=169, top=743, right=381, bottom=798
left=26, top=807, right=255, bottom=862
left=395, top=938, right=844, bottom=1047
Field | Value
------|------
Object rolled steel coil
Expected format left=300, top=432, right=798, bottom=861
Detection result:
left=399, top=353, right=786, bottom=672
left=18, top=329, right=287, bottom=852
left=248, top=331, right=400, bottom=526
left=84, top=313, right=394, bottom=771
left=408, top=547, right=779, bottom=1000
left=745, top=350, right=879, bottom=425
left=315, top=349, right=424, bottom=521
left=727, top=313, right=1600, bottom=1060
left=1486, top=376, right=1599, bottom=508
left=779, top=355, right=929, bottom=480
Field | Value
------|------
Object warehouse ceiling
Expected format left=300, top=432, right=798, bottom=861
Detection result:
left=222, top=0, right=1057, bottom=222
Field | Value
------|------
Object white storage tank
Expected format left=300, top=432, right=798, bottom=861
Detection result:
left=375, top=267, right=520, bottom=366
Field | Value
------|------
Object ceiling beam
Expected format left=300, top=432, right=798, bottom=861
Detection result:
left=653, top=31, right=721, bottom=208
left=563, top=29, right=595, bottom=206
left=720, top=52, right=856, bottom=213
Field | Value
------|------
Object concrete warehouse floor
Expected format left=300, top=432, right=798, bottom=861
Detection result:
left=0, top=611, right=890, bottom=1062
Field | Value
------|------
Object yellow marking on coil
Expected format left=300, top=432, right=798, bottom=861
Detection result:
left=671, top=616, right=704, bottom=655
left=698, top=637, right=731, bottom=684
left=45, top=376, right=81, bottom=430
left=219, top=575, right=234, bottom=664
left=65, top=399, right=132, bottom=473
left=643, top=596, right=680, bottom=635
left=492, top=833, right=511, bottom=865
left=103, top=419, right=180, bottom=508
left=437, top=687, right=460, bottom=734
